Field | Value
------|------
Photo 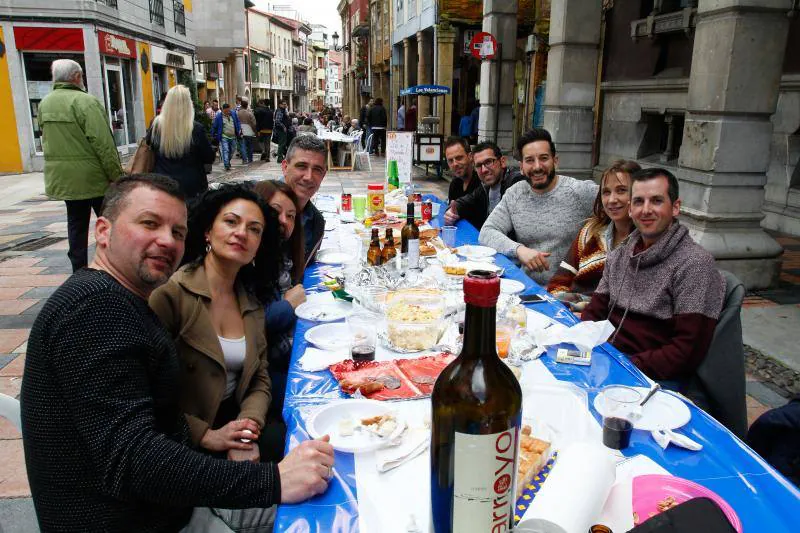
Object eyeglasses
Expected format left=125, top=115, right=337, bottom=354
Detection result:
left=475, top=158, right=499, bottom=169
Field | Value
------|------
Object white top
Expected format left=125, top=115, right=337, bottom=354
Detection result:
left=218, top=335, right=247, bottom=399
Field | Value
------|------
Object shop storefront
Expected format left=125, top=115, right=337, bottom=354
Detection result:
left=150, top=45, right=193, bottom=106
left=98, top=31, right=138, bottom=151
left=13, top=26, right=86, bottom=154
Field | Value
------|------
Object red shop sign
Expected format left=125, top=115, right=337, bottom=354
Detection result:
left=14, top=27, right=84, bottom=52
left=98, top=31, right=136, bottom=59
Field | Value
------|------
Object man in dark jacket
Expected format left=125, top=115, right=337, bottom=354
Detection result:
left=274, top=101, right=292, bottom=163
left=254, top=99, right=274, bottom=161
left=444, top=141, right=525, bottom=230
left=444, top=136, right=480, bottom=203
left=281, top=135, right=328, bottom=261
left=359, top=98, right=372, bottom=148
left=21, top=174, right=334, bottom=532
left=367, top=98, right=388, bottom=155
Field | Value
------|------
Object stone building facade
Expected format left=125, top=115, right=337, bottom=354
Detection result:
left=544, top=0, right=799, bottom=288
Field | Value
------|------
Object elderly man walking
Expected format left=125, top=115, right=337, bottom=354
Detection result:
left=38, top=59, right=122, bottom=272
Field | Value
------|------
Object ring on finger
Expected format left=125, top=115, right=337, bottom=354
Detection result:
left=326, top=465, right=333, bottom=480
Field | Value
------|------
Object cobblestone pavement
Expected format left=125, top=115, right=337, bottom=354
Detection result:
left=0, top=156, right=794, bottom=528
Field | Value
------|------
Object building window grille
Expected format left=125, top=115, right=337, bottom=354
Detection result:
left=150, top=0, right=165, bottom=26
left=96, top=0, right=118, bottom=7
left=173, top=1, right=186, bottom=35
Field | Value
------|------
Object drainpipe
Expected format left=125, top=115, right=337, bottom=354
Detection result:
left=591, top=7, right=608, bottom=171
left=433, top=0, right=439, bottom=121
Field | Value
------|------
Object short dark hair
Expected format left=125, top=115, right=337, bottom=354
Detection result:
left=303, top=117, right=313, bottom=125
left=286, top=134, right=327, bottom=164
left=444, top=136, right=470, bottom=154
left=375, top=98, right=383, bottom=105
left=472, top=141, right=502, bottom=159
left=101, top=173, right=185, bottom=222
left=517, top=128, right=556, bottom=158
left=222, top=103, right=231, bottom=109
left=212, top=99, right=219, bottom=103
left=631, top=167, right=680, bottom=203
left=240, top=100, right=248, bottom=109
left=183, top=183, right=281, bottom=303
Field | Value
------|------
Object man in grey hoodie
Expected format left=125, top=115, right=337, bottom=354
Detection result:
left=582, top=167, right=725, bottom=384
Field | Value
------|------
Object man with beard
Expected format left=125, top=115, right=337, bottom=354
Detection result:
left=479, top=128, right=597, bottom=285
left=21, top=174, right=335, bottom=532
left=444, top=137, right=480, bottom=203
left=444, top=140, right=526, bottom=230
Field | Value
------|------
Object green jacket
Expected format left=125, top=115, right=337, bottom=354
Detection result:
left=39, top=82, right=123, bottom=200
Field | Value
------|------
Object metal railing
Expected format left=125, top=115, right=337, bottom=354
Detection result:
left=149, top=0, right=164, bottom=26
left=173, top=1, right=185, bottom=35
left=96, top=0, right=118, bottom=7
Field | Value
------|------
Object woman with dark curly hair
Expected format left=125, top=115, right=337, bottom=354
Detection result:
left=149, top=183, right=282, bottom=463
left=253, top=180, right=306, bottom=435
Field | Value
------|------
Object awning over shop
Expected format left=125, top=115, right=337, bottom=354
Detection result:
left=400, top=84, right=451, bottom=96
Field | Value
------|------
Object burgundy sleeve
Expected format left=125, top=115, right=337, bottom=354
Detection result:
left=581, top=292, right=610, bottom=322
left=629, top=313, right=718, bottom=381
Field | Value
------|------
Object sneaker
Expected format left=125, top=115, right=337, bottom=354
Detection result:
left=225, top=167, right=231, bottom=171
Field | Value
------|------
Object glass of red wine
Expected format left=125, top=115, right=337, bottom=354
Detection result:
left=347, top=312, right=378, bottom=362
left=599, top=385, right=642, bottom=450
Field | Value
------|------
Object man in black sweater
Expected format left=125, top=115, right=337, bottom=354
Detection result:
left=21, top=174, right=334, bottom=532
left=254, top=99, right=274, bottom=161
left=367, top=98, right=388, bottom=155
left=444, top=141, right=526, bottom=230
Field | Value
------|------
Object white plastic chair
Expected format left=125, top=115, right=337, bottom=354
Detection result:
left=338, top=130, right=364, bottom=168
left=354, top=134, right=374, bottom=171
left=0, top=392, right=21, bottom=432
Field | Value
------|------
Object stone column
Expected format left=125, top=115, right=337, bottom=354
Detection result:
left=234, top=49, right=246, bottom=101
left=543, top=0, right=601, bottom=176
left=391, top=46, right=402, bottom=129
left=436, top=24, right=457, bottom=137
left=403, top=37, right=416, bottom=89
left=417, top=31, right=431, bottom=119
left=478, top=0, right=518, bottom=153
left=676, top=0, right=790, bottom=289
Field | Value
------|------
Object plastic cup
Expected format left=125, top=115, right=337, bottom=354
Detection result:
left=495, top=320, right=514, bottom=359
left=442, top=226, right=457, bottom=249
left=347, top=312, right=379, bottom=361
left=599, top=385, right=642, bottom=450
left=353, top=194, right=367, bottom=221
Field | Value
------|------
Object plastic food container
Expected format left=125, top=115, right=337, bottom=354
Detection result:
left=385, top=289, right=445, bottom=351
left=367, top=183, right=385, bottom=214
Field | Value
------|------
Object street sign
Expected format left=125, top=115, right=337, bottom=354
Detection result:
left=469, top=31, right=498, bottom=60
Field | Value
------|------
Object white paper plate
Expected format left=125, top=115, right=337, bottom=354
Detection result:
left=315, top=250, right=352, bottom=264
left=500, top=278, right=526, bottom=294
left=307, top=399, right=406, bottom=453
left=304, top=323, right=352, bottom=351
left=295, top=300, right=353, bottom=322
left=593, top=388, right=691, bottom=431
left=459, top=261, right=505, bottom=276
left=456, top=244, right=496, bottom=260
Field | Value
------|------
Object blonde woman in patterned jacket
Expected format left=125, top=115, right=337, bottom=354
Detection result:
left=547, top=160, right=641, bottom=310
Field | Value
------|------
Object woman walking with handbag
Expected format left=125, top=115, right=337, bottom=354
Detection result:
left=147, top=85, right=216, bottom=198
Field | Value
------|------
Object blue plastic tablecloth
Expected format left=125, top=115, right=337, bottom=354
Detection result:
left=275, top=196, right=800, bottom=532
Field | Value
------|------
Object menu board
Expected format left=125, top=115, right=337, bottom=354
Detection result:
left=385, top=131, right=414, bottom=183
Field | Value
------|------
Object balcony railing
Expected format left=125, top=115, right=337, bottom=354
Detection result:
left=173, top=1, right=186, bottom=35
left=149, top=0, right=164, bottom=26
left=96, top=0, right=118, bottom=7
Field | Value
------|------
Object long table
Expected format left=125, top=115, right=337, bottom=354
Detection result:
left=274, top=197, right=800, bottom=532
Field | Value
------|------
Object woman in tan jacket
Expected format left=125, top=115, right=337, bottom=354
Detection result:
left=150, top=183, right=282, bottom=463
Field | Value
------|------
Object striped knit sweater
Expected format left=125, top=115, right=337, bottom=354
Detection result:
left=547, top=221, right=615, bottom=295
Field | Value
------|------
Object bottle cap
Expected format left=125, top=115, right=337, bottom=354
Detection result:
left=368, top=183, right=384, bottom=191
left=463, top=271, right=500, bottom=307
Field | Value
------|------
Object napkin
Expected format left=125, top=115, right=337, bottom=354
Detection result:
left=298, top=347, right=349, bottom=372
left=534, top=319, right=615, bottom=353
left=304, top=291, right=335, bottom=306
left=652, top=429, right=703, bottom=451
left=375, top=427, right=430, bottom=473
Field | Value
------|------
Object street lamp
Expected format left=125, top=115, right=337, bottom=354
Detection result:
left=331, top=32, right=350, bottom=52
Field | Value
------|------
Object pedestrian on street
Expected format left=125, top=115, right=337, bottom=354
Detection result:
left=254, top=99, right=274, bottom=161
left=147, top=85, right=216, bottom=199
left=237, top=100, right=257, bottom=164
left=38, top=59, right=122, bottom=272
left=273, top=101, right=292, bottom=163
left=211, top=103, right=242, bottom=171
left=397, top=100, right=406, bottom=131
left=367, top=98, right=388, bottom=155
left=359, top=98, right=373, bottom=148
left=405, top=100, right=418, bottom=132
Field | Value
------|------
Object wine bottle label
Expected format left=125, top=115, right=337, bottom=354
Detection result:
left=407, top=239, right=420, bottom=268
left=452, top=429, right=518, bottom=532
